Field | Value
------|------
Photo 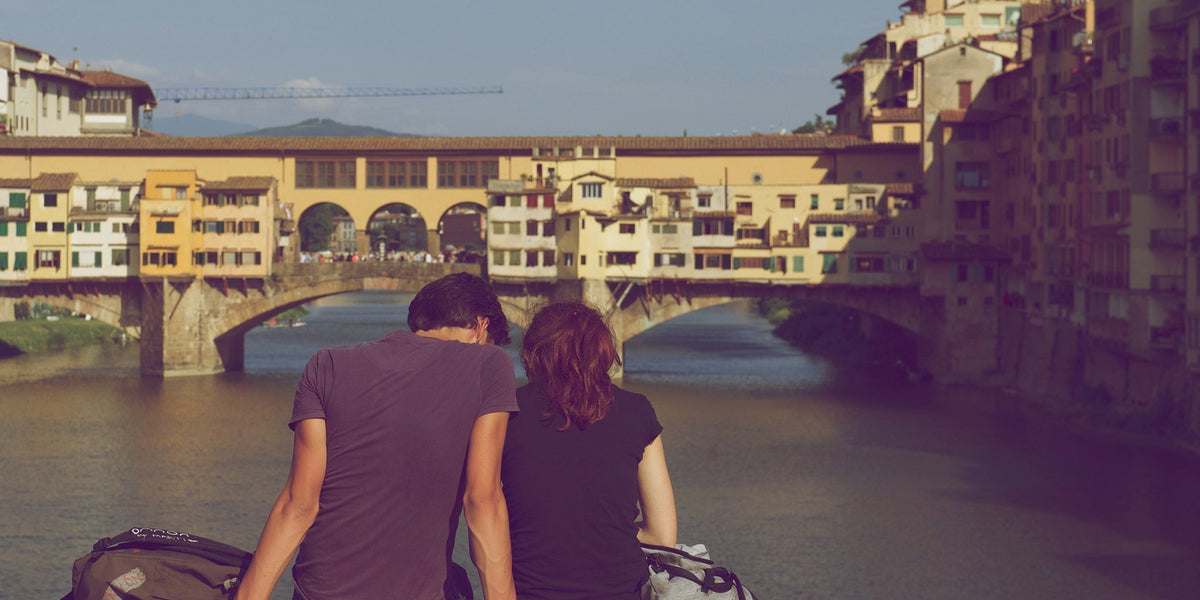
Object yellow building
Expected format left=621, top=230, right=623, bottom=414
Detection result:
left=139, top=170, right=201, bottom=279
left=27, top=173, right=79, bottom=280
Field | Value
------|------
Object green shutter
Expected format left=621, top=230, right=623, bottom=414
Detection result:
left=769, top=258, right=776, bottom=272
left=120, top=189, right=131, bottom=211
left=16, top=222, right=26, bottom=236
left=9, top=192, right=26, bottom=209
left=71, top=252, right=79, bottom=267
left=732, top=257, right=741, bottom=269
left=793, top=256, right=804, bottom=272
left=0, top=252, right=7, bottom=270
left=14, top=252, right=27, bottom=270
left=0, top=222, right=6, bottom=236
left=95, top=251, right=102, bottom=267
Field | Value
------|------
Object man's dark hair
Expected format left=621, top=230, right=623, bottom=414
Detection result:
left=407, top=272, right=511, bottom=346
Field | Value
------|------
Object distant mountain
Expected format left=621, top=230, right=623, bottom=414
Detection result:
left=239, top=118, right=415, bottom=137
left=150, top=114, right=256, bottom=137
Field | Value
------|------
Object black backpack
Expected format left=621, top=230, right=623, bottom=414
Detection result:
left=62, top=527, right=253, bottom=600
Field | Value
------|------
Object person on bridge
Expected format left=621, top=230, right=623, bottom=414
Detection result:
left=501, top=301, right=677, bottom=599
left=235, top=272, right=519, bottom=600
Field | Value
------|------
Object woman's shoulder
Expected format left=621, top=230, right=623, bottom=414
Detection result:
left=611, top=385, right=655, bottom=414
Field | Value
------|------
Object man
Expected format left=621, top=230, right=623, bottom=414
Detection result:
left=236, top=272, right=518, bottom=600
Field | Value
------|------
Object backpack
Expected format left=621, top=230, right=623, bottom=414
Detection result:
left=642, top=543, right=759, bottom=600
left=62, top=527, right=253, bottom=600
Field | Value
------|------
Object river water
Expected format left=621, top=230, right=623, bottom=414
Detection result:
left=2, top=293, right=1199, bottom=600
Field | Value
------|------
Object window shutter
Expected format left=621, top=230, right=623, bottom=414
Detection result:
left=71, top=252, right=79, bottom=267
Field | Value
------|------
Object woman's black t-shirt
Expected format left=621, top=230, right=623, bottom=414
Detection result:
left=501, top=383, right=663, bottom=600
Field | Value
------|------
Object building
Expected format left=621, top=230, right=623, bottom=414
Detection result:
left=0, top=39, right=156, bottom=137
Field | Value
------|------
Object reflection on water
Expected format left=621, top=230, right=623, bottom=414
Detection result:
left=2, top=293, right=1199, bottom=600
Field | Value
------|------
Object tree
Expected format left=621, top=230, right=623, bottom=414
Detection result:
left=299, top=203, right=344, bottom=252
left=793, top=114, right=833, bottom=135
left=841, top=45, right=866, bottom=66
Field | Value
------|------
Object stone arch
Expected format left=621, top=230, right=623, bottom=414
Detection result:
left=297, top=201, right=354, bottom=256
left=436, top=201, right=487, bottom=259
left=366, top=202, right=428, bottom=256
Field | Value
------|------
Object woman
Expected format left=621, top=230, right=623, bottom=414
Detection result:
left=502, top=301, right=677, bottom=600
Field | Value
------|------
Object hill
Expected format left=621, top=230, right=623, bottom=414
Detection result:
left=239, top=118, right=414, bottom=137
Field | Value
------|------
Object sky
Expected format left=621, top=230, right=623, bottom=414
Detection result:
left=9, top=0, right=908, bottom=136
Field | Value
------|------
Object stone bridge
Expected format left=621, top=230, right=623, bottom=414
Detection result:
left=493, top=278, right=945, bottom=378
left=3, top=268, right=961, bottom=379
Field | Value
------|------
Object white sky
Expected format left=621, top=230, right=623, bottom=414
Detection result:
left=9, top=0, right=907, bottom=135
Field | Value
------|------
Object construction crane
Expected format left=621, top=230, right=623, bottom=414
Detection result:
left=154, top=85, right=503, bottom=103
left=144, top=85, right=502, bottom=130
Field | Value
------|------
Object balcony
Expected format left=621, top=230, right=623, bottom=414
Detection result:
left=1151, top=57, right=1187, bottom=83
left=1151, top=275, right=1185, bottom=294
left=0, top=206, right=28, bottom=220
left=1150, top=117, right=1185, bottom=139
left=1152, top=172, right=1185, bottom=194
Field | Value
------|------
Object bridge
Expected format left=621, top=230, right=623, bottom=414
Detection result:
left=2, top=263, right=969, bottom=379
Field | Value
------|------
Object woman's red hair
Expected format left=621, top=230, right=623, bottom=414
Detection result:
left=520, top=301, right=618, bottom=430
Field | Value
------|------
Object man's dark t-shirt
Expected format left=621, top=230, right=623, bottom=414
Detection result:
left=501, top=384, right=663, bottom=600
left=289, top=330, right=518, bottom=600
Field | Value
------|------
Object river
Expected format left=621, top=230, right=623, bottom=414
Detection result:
left=2, top=292, right=1199, bottom=600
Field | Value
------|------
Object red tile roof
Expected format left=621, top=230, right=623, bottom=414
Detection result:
left=203, top=176, right=277, bottom=192
left=0, top=178, right=32, bottom=188
left=615, top=177, right=696, bottom=188
left=939, top=109, right=1000, bottom=123
left=81, top=71, right=156, bottom=105
left=808, top=212, right=885, bottom=225
left=885, top=183, right=917, bottom=195
left=31, top=173, right=79, bottom=191
left=873, top=107, right=921, bottom=122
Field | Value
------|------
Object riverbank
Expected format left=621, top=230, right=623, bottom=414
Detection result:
left=0, top=318, right=128, bottom=358
left=756, top=298, right=1200, bottom=454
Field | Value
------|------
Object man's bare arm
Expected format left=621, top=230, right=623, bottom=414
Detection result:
left=463, top=411, right=516, bottom=600
left=235, top=419, right=327, bottom=600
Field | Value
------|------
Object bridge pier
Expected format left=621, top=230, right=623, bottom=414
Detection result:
left=139, top=276, right=246, bottom=377
left=0, top=296, right=16, bottom=321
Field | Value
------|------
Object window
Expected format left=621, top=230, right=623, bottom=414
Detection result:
left=526, top=250, right=539, bottom=267
left=619, top=223, right=636, bottom=234
left=736, top=201, right=753, bottom=215
left=37, top=250, right=61, bottom=269
left=543, top=220, right=555, bottom=236
left=606, top=252, right=637, bottom=266
left=490, top=195, right=507, bottom=208
left=851, top=256, right=885, bottom=272
left=581, top=182, right=603, bottom=198
left=242, top=252, right=261, bottom=265
left=821, top=253, right=838, bottom=274
left=944, top=13, right=963, bottom=27
left=296, top=160, right=356, bottom=188
left=892, top=126, right=905, bottom=142
left=542, top=250, right=555, bottom=266
left=493, top=251, right=505, bottom=266
left=563, top=218, right=571, bottom=232
left=13, top=252, right=26, bottom=270
left=492, top=222, right=506, bottom=235
left=51, top=222, right=65, bottom=232
left=981, top=14, right=1001, bottom=27
left=526, top=220, right=539, bottom=236
left=508, top=250, right=520, bottom=265
left=239, top=221, right=260, bottom=234
left=112, top=248, right=129, bottom=266
left=810, top=194, right=819, bottom=210
left=815, top=225, right=828, bottom=237
left=86, top=89, right=128, bottom=114
left=156, top=221, right=175, bottom=234
left=437, top=160, right=498, bottom=188
left=792, top=256, right=804, bottom=272
left=832, top=226, right=844, bottom=237
left=957, top=81, right=972, bottom=109
left=563, top=252, right=575, bottom=266
left=16, top=222, right=26, bottom=237
left=955, top=162, right=991, bottom=189
left=9, top=192, right=26, bottom=210
left=409, top=161, right=428, bottom=187
left=34, top=222, right=47, bottom=232
left=698, top=194, right=712, bottom=208
left=834, top=199, right=844, bottom=211
left=175, top=187, right=187, bottom=200
left=43, top=194, right=58, bottom=208
left=779, top=196, right=795, bottom=209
